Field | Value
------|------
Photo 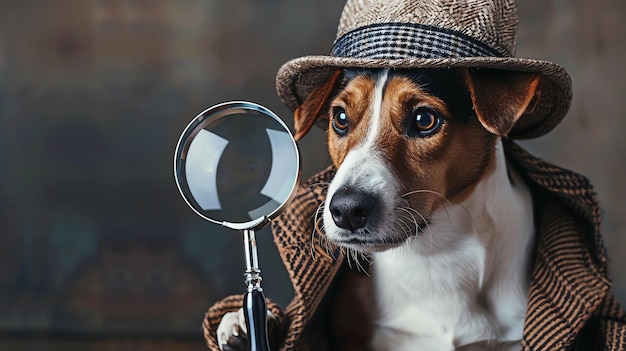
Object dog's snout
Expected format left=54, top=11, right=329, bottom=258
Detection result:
left=329, top=188, right=377, bottom=231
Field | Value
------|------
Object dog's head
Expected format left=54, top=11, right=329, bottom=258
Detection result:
left=295, top=68, right=539, bottom=253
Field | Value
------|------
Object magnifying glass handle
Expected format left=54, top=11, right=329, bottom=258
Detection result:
left=242, top=229, right=272, bottom=351
left=244, top=288, right=272, bottom=351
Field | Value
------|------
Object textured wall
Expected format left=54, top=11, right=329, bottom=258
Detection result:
left=515, top=0, right=626, bottom=302
left=0, top=0, right=624, bottom=350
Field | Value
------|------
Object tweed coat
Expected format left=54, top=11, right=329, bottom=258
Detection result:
left=203, top=139, right=626, bottom=350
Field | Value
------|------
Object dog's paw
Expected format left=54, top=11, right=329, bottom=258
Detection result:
left=216, top=308, right=276, bottom=351
left=217, top=309, right=247, bottom=351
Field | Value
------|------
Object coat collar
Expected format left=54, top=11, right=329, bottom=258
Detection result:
left=270, top=167, right=344, bottom=350
left=521, top=199, right=610, bottom=349
left=503, top=140, right=611, bottom=349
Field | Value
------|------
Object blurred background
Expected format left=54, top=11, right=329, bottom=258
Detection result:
left=0, top=0, right=624, bottom=350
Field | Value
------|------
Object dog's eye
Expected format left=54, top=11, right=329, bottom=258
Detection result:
left=332, top=107, right=349, bottom=136
left=407, top=107, right=443, bottom=137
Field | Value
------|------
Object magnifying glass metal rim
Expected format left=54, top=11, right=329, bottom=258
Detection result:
left=173, top=100, right=301, bottom=230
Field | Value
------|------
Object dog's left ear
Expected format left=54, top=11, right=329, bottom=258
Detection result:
left=293, top=69, right=343, bottom=141
left=463, top=68, right=541, bottom=137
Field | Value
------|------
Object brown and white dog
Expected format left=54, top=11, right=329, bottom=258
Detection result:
left=218, top=67, right=541, bottom=351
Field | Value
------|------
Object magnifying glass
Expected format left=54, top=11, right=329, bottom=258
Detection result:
left=174, top=101, right=300, bottom=351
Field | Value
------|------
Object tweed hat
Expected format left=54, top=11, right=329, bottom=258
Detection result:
left=276, top=0, right=572, bottom=139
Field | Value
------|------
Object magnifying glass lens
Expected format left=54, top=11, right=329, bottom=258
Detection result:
left=177, top=105, right=299, bottom=226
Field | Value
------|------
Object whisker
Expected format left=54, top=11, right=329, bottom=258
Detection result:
left=401, top=189, right=477, bottom=232
left=402, top=189, right=451, bottom=204
left=351, top=249, right=361, bottom=272
left=402, top=189, right=454, bottom=226
left=394, top=218, right=412, bottom=238
left=356, top=254, right=370, bottom=275
left=310, top=203, right=324, bottom=260
left=309, top=201, right=342, bottom=261
left=346, top=248, right=353, bottom=270
left=355, top=248, right=371, bottom=274
left=397, top=207, right=419, bottom=236
left=350, top=248, right=357, bottom=271
left=394, top=218, right=413, bottom=240
left=360, top=252, right=373, bottom=265
left=403, top=206, right=434, bottom=254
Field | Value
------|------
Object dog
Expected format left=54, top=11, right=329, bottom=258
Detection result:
left=216, top=66, right=541, bottom=351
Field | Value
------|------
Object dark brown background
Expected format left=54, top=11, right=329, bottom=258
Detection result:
left=0, top=0, right=624, bottom=350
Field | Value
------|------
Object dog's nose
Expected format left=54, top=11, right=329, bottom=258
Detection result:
left=329, top=188, right=377, bottom=231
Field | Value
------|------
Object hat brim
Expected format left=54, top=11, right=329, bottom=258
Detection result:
left=276, top=55, right=572, bottom=139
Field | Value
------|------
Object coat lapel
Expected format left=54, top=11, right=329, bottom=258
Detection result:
left=271, top=166, right=343, bottom=350
left=522, top=199, right=610, bottom=350
left=503, top=140, right=612, bottom=350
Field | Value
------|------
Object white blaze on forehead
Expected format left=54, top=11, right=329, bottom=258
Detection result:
left=363, top=69, right=389, bottom=152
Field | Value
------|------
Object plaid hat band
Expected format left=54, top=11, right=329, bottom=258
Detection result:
left=331, top=23, right=507, bottom=60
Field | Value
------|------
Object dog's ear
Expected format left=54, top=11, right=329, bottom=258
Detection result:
left=293, top=69, right=343, bottom=141
left=463, top=68, right=541, bottom=137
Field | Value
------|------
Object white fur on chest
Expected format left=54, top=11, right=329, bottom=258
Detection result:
left=369, top=142, right=535, bottom=351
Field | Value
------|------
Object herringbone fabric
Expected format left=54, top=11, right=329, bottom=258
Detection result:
left=203, top=141, right=626, bottom=350
left=334, top=0, right=517, bottom=57
left=275, top=0, right=572, bottom=140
